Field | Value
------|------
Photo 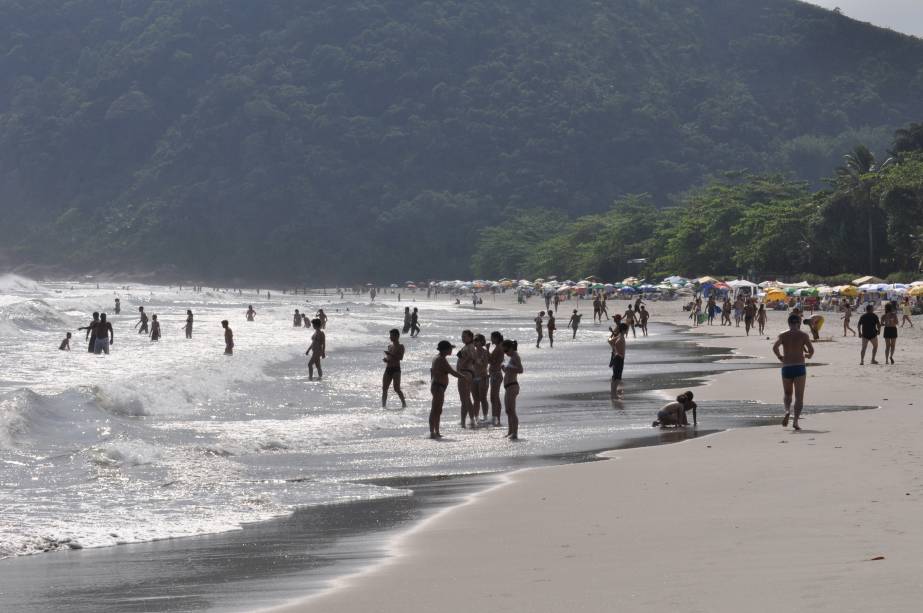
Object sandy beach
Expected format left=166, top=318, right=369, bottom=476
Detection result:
left=267, top=301, right=923, bottom=613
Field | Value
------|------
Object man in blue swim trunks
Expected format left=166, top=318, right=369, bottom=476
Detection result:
left=772, top=314, right=815, bottom=430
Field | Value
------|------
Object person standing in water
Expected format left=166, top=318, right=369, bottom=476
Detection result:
left=857, top=304, right=880, bottom=365
left=402, top=307, right=412, bottom=335
left=568, top=309, right=582, bottom=339
left=382, top=329, right=407, bottom=408
left=150, top=314, right=161, bottom=341
left=592, top=294, right=602, bottom=324
left=94, top=314, right=114, bottom=355
left=136, top=306, right=149, bottom=334
left=547, top=311, right=556, bottom=348
left=317, top=309, right=328, bottom=329
left=639, top=305, right=650, bottom=337
left=79, top=312, right=100, bottom=353
left=623, top=307, right=637, bottom=338
left=114, top=298, right=121, bottom=315
left=473, top=334, right=491, bottom=421
left=246, top=305, right=256, bottom=321
left=306, top=318, right=326, bottom=380
left=600, top=295, right=609, bottom=321
left=534, top=311, right=545, bottom=348
left=429, top=340, right=464, bottom=439
left=184, top=310, right=194, bottom=339
left=293, top=309, right=302, bottom=327
left=410, top=307, right=421, bottom=337
left=487, top=331, right=505, bottom=426
left=773, top=314, right=814, bottom=431
left=608, top=322, right=628, bottom=398
left=501, top=339, right=523, bottom=440
left=59, top=332, right=72, bottom=351
left=456, top=330, right=478, bottom=428
left=222, top=320, right=234, bottom=355
left=881, top=302, right=899, bottom=364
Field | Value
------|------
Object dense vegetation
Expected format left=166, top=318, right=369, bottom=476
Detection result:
left=473, top=124, right=923, bottom=281
left=1, top=1, right=923, bottom=282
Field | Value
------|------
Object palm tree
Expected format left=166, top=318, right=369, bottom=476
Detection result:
left=836, top=145, right=894, bottom=274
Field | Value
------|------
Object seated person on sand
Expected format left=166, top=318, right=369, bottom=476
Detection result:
left=652, top=391, right=697, bottom=428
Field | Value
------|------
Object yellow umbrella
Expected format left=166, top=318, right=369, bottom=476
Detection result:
left=910, top=286, right=923, bottom=297
left=765, top=289, right=787, bottom=302
left=839, top=285, right=859, bottom=297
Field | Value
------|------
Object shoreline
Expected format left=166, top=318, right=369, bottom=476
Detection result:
left=267, top=305, right=923, bottom=613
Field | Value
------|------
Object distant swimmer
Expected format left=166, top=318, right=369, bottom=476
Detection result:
left=456, top=330, right=479, bottom=428
left=293, top=309, right=302, bottom=327
left=608, top=323, right=628, bottom=398
left=534, top=311, right=545, bottom=348
left=79, top=312, right=100, bottom=353
left=306, top=318, right=326, bottom=380
left=568, top=309, right=582, bottom=339
left=547, top=311, right=556, bottom=348
left=403, top=307, right=412, bottom=334
left=488, top=331, right=505, bottom=426
left=382, top=329, right=407, bottom=409
left=94, top=314, right=114, bottom=355
left=501, top=339, right=523, bottom=440
left=857, top=304, right=880, bottom=365
left=639, top=305, right=649, bottom=337
left=410, top=307, right=421, bottom=337
left=222, top=320, right=234, bottom=355
left=136, top=306, right=149, bottom=334
left=473, top=334, right=490, bottom=421
left=317, top=309, right=328, bottom=329
left=773, top=314, right=814, bottom=430
left=184, top=310, right=194, bottom=339
left=59, top=332, right=71, bottom=351
left=652, top=392, right=697, bottom=428
left=246, top=305, right=256, bottom=321
left=429, top=340, right=464, bottom=439
left=114, top=298, right=121, bottom=315
left=150, top=314, right=161, bottom=341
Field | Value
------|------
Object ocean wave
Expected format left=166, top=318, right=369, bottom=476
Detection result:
left=88, top=439, right=162, bottom=467
left=0, top=298, right=70, bottom=334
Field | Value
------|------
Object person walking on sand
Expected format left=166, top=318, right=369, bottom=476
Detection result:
left=568, top=309, right=582, bottom=339
left=184, top=310, right=194, bottom=338
left=59, top=332, right=72, bottom=351
left=473, top=334, right=490, bottom=421
left=150, top=314, right=161, bottom=341
left=488, top=331, right=505, bottom=426
left=79, top=312, right=100, bottom=353
left=600, top=295, right=609, bottom=321
left=547, top=311, right=556, bottom=347
left=900, top=298, right=913, bottom=328
left=501, top=339, right=523, bottom=440
left=382, top=329, right=407, bottom=408
left=757, top=303, right=767, bottom=335
left=222, top=320, right=234, bottom=355
left=410, top=307, right=421, bottom=337
left=881, top=302, right=899, bottom=364
left=773, top=314, right=814, bottom=431
left=293, top=309, right=302, bottom=327
left=456, top=330, right=478, bottom=428
left=652, top=392, right=697, bottom=428
left=609, top=323, right=628, bottom=398
left=743, top=298, right=757, bottom=336
left=306, top=318, right=326, bottom=380
left=429, top=340, right=465, bottom=439
left=858, top=304, right=880, bottom=365
left=246, top=305, right=256, bottom=322
left=136, top=306, right=149, bottom=334
left=592, top=295, right=602, bottom=324
left=402, top=307, right=411, bottom=334
left=534, top=311, right=545, bottom=348
left=842, top=303, right=856, bottom=336
left=94, top=314, right=114, bottom=355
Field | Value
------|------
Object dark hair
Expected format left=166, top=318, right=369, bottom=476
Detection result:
left=462, top=329, right=473, bottom=341
left=501, top=339, right=518, bottom=351
left=389, top=328, right=400, bottom=336
left=311, top=318, right=322, bottom=328
left=221, top=320, right=229, bottom=326
left=92, top=311, right=99, bottom=318
left=787, top=314, right=801, bottom=325
left=99, top=313, right=107, bottom=321
left=677, top=391, right=694, bottom=403
left=885, top=303, right=893, bottom=313
left=490, top=331, right=503, bottom=343
left=866, top=304, right=874, bottom=311
left=618, top=323, right=629, bottom=333
left=474, top=333, right=486, bottom=344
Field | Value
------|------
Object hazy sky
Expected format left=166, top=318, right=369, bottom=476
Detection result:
left=805, top=0, right=923, bottom=38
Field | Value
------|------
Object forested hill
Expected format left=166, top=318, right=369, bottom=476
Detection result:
left=1, top=1, right=922, bottom=283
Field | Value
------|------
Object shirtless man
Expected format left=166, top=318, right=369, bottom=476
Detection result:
left=623, top=308, right=637, bottom=338
left=568, top=309, right=582, bottom=339
left=429, top=340, right=465, bottom=439
left=246, top=305, right=256, bottom=322
left=547, top=311, right=556, bottom=348
left=733, top=296, right=745, bottom=327
left=772, top=314, right=815, bottom=431
left=402, top=307, right=412, bottom=334
left=456, top=330, right=479, bottom=428
left=293, top=309, right=302, bottom=327
left=639, top=306, right=649, bottom=337
left=592, top=295, right=602, bottom=324
left=721, top=297, right=732, bottom=326
left=473, top=334, right=490, bottom=420
left=410, top=308, right=421, bottom=337
left=150, top=314, right=161, bottom=341
left=79, top=312, right=100, bottom=353
left=608, top=323, right=628, bottom=398
left=114, top=298, right=121, bottom=315
left=94, top=314, right=114, bottom=355
left=743, top=299, right=757, bottom=336
left=306, top=318, right=326, bottom=379
left=487, top=331, right=505, bottom=426
left=382, top=329, right=407, bottom=408
left=600, top=295, right=609, bottom=321
left=534, top=311, right=545, bottom=348
left=222, top=320, right=234, bottom=355
left=185, top=310, right=194, bottom=338
left=136, top=307, right=149, bottom=334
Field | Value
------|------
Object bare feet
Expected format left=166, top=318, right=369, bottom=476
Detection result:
left=782, top=413, right=790, bottom=427
left=793, top=423, right=801, bottom=431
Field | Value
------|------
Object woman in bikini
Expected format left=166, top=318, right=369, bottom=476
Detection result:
left=501, top=339, right=523, bottom=440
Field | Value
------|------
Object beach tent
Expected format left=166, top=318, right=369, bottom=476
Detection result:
left=696, top=276, right=719, bottom=284
left=853, top=275, right=884, bottom=285
left=727, top=279, right=758, bottom=289
left=838, top=285, right=859, bottom=297
left=911, top=281, right=923, bottom=287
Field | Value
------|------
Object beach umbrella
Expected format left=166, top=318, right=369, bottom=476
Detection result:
left=838, top=285, right=858, bottom=297
left=910, top=281, right=923, bottom=287
left=619, top=286, right=637, bottom=294
left=622, top=277, right=640, bottom=286
left=910, top=286, right=923, bottom=297
left=765, top=289, right=787, bottom=302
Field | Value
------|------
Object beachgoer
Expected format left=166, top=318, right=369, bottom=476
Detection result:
left=857, top=304, right=880, bottom=365
left=317, top=309, right=327, bottom=329
left=136, top=307, right=149, bottom=334
left=79, top=312, right=100, bottom=353
left=608, top=323, right=628, bottom=398
left=382, top=329, right=407, bottom=408
left=222, top=320, right=234, bottom=355
left=293, top=309, right=302, bottom=327
left=534, top=311, right=545, bottom=348
left=639, top=306, right=649, bottom=337
left=756, top=303, right=767, bottom=335
left=456, top=330, right=478, bottom=428
left=743, top=299, right=756, bottom=336
left=842, top=303, right=856, bottom=336
left=402, top=307, right=411, bottom=334
left=881, top=303, right=899, bottom=364
left=773, top=314, right=814, bottom=430
left=734, top=296, right=744, bottom=327
left=114, top=298, right=121, bottom=315
left=592, top=295, right=602, bottom=324
left=150, top=314, right=161, bottom=341
left=547, top=312, right=556, bottom=348
left=94, top=314, right=114, bottom=355
left=501, top=339, right=523, bottom=440
left=246, top=305, right=256, bottom=321
left=306, top=318, right=326, bottom=379
left=600, top=295, right=609, bottom=320
left=488, top=331, right=505, bottom=426
left=623, top=308, right=637, bottom=338
left=568, top=309, right=582, bottom=339
left=410, top=308, right=421, bottom=337
left=473, top=334, right=490, bottom=420
left=59, top=332, right=71, bottom=351
left=721, top=297, right=732, bottom=326
left=652, top=392, right=697, bottom=428
left=553, top=293, right=560, bottom=312
left=429, top=340, right=464, bottom=438
left=706, top=296, right=717, bottom=326
left=802, top=314, right=825, bottom=341
left=184, top=310, right=193, bottom=338
left=901, top=299, right=913, bottom=328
